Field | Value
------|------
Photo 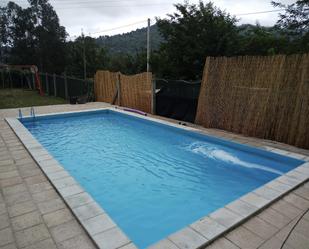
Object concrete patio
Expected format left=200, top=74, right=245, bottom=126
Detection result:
left=0, top=103, right=308, bottom=249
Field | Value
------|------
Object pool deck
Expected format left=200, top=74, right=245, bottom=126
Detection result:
left=0, top=102, right=309, bottom=249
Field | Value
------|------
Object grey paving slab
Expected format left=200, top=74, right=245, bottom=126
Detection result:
left=82, top=213, right=116, bottom=236
left=57, top=184, right=84, bottom=198
left=209, top=208, right=243, bottom=228
left=0, top=203, right=6, bottom=216
left=57, top=234, right=96, bottom=249
left=48, top=171, right=71, bottom=181
left=15, top=224, right=50, bottom=248
left=253, top=185, right=282, bottom=201
left=243, top=216, right=278, bottom=240
left=205, top=237, right=239, bottom=249
left=23, top=238, right=57, bottom=249
left=294, top=186, right=309, bottom=201
left=258, top=207, right=292, bottom=229
left=271, top=200, right=303, bottom=219
left=148, top=239, right=179, bottom=249
left=37, top=198, right=66, bottom=215
left=4, top=191, right=32, bottom=206
left=24, top=174, right=48, bottom=186
left=42, top=208, right=73, bottom=228
left=226, top=199, right=258, bottom=217
left=0, top=228, right=14, bottom=247
left=11, top=211, right=42, bottom=231
left=284, top=231, right=309, bottom=249
left=0, top=176, right=23, bottom=188
left=168, top=227, right=208, bottom=249
left=225, top=226, right=264, bottom=249
left=266, top=180, right=291, bottom=193
left=50, top=220, right=84, bottom=243
left=7, top=201, right=37, bottom=218
left=240, top=192, right=269, bottom=208
left=52, top=177, right=76, bottom=189
left=65, top=192, right=93, bottom=208
left=0, top=214, right=10, bottom=230
left=258, top=237, right=286, bottom=249
left=72, top=202, right=104, bottom=221
left=28, top=182, right=53, bottom=194
left=2, top=184, right=27, bottom=196
left=32, top=189, right=59, bottom=203
left=0, top=243, right=18, bottom=249
left=92, top=227, right=131, bottom=249
left=190, top=217, right=226, bottom=240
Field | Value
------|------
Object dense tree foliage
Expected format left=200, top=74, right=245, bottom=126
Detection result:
left=66, top=36, right=108, bottom=78
left=0, top=0, right=308, bottom=80
left=96, top=25, right=162, bottom=55
left=0, top=0, right=66, bottom=73
left=272, top=0, right=309, bottom=53
left=152, top=1, right=308, bottom=79
left=154, top=2, right=239, bottom=79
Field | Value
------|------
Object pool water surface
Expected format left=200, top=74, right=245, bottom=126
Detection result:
left=22, top=110, right=304, bottom=248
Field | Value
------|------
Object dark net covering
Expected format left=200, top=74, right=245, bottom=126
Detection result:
left=156, top=79, right=201, bottom=123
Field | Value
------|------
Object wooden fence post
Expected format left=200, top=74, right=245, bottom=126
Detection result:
left=151, top=76, right=156, bottom=115
left=64, top=73, right=68, bottom=99
left=53, top=73, right=57, bottom=97
left=117, top=73, right=121, bottom=106
left=45, top=73, right=49, bottom=95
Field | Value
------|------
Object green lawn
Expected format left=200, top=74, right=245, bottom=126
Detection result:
left=0, top=88, right=67, bottom=109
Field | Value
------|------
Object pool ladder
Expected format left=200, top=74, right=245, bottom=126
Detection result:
left=18, top=109, right=23, bottom=120
left=30, top=107, right=36, bottom=118
left=18, top=107, right=35, bottom=120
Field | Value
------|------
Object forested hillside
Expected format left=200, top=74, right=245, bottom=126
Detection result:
left=96, top=25, right=163, bottom=55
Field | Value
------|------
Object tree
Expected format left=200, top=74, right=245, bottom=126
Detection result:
left=237, top=24, right=289, bottom=55
left=0, top=0, right=67, bottom=73
left=66, top=36, right=108, bottom=78
left=155, top=1, right=239, bottom=79
left=272, top=0, right=309, bottom=53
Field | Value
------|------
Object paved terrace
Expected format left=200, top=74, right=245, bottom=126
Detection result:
left=0, top=102, right=308, bottom=249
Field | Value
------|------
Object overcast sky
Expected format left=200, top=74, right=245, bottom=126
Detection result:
left=3, top=0, right=295, bottom=38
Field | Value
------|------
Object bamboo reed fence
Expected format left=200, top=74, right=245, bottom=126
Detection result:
left=94, top=71, right=153, bottom=113
left=195, top=54, right=309, bottom=149
left=94, top=71, right=118, bottom=103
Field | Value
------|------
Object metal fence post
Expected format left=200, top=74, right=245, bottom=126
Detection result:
left=2, top=70, right=5, bottom=88
left=53, top=73, right=57, bottom=97
left=151, top=77, right=156, bottom=115
left=45, top=73, right=49, bottom=95
left=64, top=73, right=68, bottom=99
left=31, top=73, right=35, bottom=90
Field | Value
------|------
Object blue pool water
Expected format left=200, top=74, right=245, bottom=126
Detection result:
left=22, top=110, right=303, bottom=248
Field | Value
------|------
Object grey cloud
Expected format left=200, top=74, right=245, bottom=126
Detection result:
left=2, top=0, right=296, bottom=37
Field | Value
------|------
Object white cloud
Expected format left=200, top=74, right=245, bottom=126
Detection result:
left=2, top=0, right=296, bottom=37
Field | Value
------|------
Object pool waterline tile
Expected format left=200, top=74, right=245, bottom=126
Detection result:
left=5, top=108, right=309, bottom=249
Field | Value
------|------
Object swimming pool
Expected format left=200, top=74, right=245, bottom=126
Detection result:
left=19, top=109, right=305, bottom=248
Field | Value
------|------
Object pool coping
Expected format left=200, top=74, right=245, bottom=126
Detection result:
left=5, top=107, right=309, bottom=249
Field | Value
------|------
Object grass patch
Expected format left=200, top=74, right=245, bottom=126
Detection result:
left=0, top=88, right=67, bottom=109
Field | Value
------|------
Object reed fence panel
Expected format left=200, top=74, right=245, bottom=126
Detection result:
left=94, top=71, right=153, bottom=113
left=195, top=54, right=309, bottom=149
left=94, top=71, right=118, bottom=103
left=120, top=72, right=152, bottom=113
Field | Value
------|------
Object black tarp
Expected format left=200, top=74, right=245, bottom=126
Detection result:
left=155, top=79, right=201, bottom=123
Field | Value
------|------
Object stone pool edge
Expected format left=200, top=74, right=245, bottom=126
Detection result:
left=5, top=107, right=309, bottom=249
